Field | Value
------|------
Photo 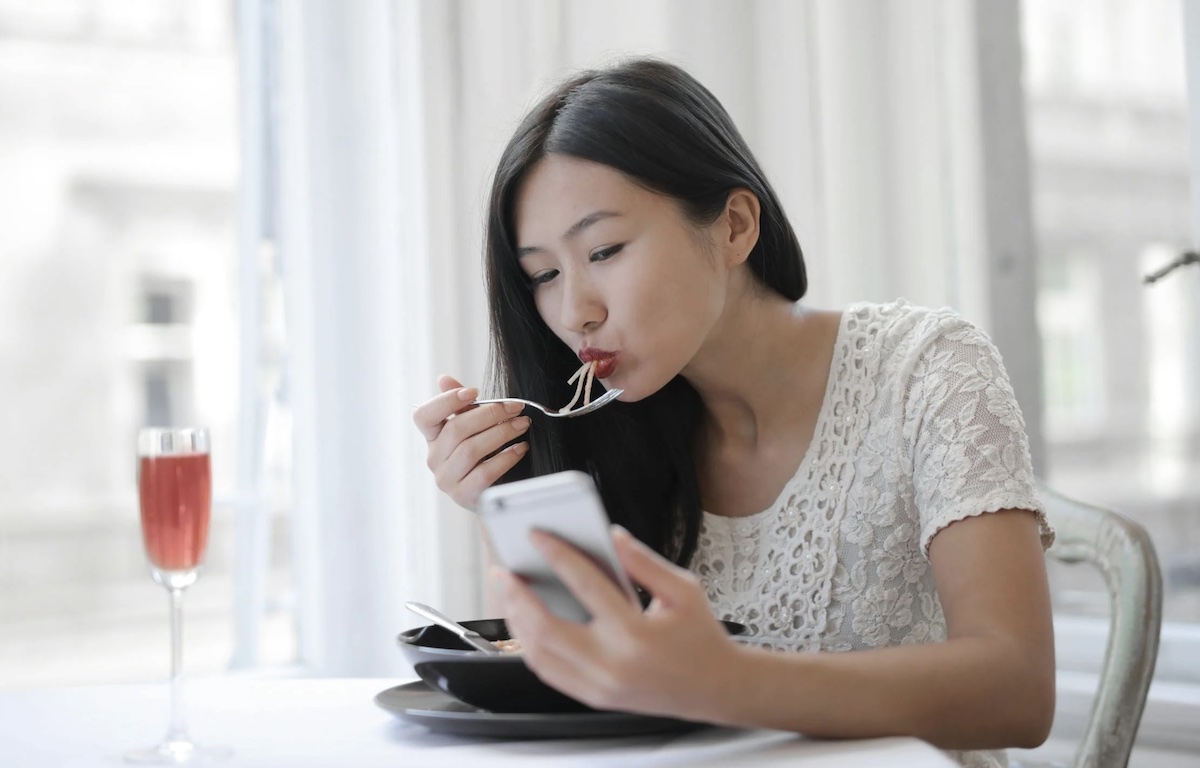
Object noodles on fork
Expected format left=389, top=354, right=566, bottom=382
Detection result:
left=559, top=360, right=598, bottom=413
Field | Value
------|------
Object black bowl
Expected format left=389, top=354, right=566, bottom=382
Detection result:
left=397, top=617, right=746, bottom=714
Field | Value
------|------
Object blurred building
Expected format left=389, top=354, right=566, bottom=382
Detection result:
left=0, top=0, right=247, bottom=684
left=1024, top=0, right=1200, bottom=620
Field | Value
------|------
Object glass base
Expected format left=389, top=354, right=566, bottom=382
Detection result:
left=150, top=567, right=200, bottom=591
left=124, top=740, right=232, bottom=765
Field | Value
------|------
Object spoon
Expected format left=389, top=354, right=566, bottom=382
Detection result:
left=404, top=601, right=500, bottom=654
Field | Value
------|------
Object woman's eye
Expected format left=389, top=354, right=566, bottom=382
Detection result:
left=590, top=244, right=624, bottom=262
left=530, top=269, right=559, bottom=287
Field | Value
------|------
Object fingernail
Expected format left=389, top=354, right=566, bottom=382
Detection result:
left=503, top=401, right=524, bottom=414
left=512, top=416, right=531, bottom=432
left=458, top=388, right=478, bottom=401
left=510, top=442, right=529, bottom=455
left=610, top=524, right=630, bottom=539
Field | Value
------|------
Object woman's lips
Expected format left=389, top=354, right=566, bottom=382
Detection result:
left=592, top=357, right=618, bottom=378
left=579, top=348, right=618, bottom=378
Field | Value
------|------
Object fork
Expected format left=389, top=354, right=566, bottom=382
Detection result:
left=472, top=388, right=623, bottom=418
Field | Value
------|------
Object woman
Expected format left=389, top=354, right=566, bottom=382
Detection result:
left=413, top=58, right=1055, bottom=767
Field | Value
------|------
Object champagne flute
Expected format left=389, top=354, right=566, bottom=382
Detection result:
left=126, top=427, right=230, bottom=764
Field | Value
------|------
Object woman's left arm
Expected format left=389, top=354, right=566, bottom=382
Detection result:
left=722, top=506, right=1055, bottom=750
left=497, top=510, right=1054, bottom=751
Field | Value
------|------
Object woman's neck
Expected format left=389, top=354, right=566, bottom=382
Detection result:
left=682, top=277, right=836, bottom=451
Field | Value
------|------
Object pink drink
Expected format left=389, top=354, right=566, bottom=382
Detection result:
left=138, top=453, right=212, bottom=571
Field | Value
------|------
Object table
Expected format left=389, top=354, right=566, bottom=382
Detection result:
left=0, top=677, right=958, bottom=767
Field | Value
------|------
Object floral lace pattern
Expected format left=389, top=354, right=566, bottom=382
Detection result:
left=690, top=301, right=1054, bottom=768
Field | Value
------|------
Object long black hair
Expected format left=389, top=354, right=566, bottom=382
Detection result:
left=484, top=58, right=806, bottom=567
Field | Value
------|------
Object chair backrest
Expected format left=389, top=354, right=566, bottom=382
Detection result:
left=1039, top=483, right=1164, bottom=768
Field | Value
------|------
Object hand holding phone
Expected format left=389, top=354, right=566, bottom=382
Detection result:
left=479, top=470, right=638, bottom=623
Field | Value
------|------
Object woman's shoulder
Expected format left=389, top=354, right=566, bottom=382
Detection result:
left=840, top=299, right=983, bottom=362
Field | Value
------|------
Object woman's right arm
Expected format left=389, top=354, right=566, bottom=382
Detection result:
left=412, top=374, right=531, bottom=511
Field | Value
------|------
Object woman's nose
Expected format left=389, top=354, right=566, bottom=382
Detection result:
left=560, top=272, right=605, bottom=333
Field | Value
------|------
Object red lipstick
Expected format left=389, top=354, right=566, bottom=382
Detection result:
left=579, top=348, right=618, bottom=378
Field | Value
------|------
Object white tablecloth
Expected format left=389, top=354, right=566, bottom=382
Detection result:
left=0, top=677, right=958, bottom=767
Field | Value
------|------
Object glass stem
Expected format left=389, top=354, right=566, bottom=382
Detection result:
left=167, top=586, right=189, bottom=743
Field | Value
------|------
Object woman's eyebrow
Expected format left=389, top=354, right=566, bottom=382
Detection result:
left=517, top=210, right=622, bottom=258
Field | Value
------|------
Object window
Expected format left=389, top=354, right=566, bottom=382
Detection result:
left=1023, top=0, right=1200, bottom=673
left=1037, top=250, right=1107, bottom=440
left=0, top=0, right=295, bottom=688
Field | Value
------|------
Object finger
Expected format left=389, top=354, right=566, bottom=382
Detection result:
left=611, top=525, right=701, bottom=608
left=438, top=414, right=531, bottom=485
left=497, top=568, right=597, bottom=663
left=497, top=566, right=626, bottom=712
left=457, top=442, right=529, bottom=502
left=496, top=567, right=618, bottom=709
left=495, top=566, right=576, bottom=647
left=413, top=384, right=479, bottom=443
left=438, top=374, right=464, bottom=393
left=530, top=530, right=638, bottom=621
left=429, top=402, right=527, bottom=484
left=437, top=402, right=526, bottom=456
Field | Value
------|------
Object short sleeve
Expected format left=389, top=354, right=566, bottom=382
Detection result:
left=902, top=317, right=1055, bottom=558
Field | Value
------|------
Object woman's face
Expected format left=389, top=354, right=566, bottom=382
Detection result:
left=513, top=154, right=730, bottom=401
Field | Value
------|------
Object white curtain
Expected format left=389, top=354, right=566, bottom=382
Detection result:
left=274, top=0, right=1039, bottom=676
left=276, top=0, right=477, bottom=677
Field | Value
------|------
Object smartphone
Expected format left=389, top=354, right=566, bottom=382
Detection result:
left=479, top=470, right=638, bottom=623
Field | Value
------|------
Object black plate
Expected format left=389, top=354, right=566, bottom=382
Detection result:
left=375, top=681, right=707, bottom=739
left=396, top=617, right=746, bottom=714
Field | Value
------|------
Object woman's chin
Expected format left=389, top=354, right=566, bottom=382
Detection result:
left=603, top=379, right=636, bottom=402
left=605, top=381, right=656, bottom=403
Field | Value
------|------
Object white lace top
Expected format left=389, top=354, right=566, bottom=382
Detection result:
left=690, top=301, right=1054, bottom=768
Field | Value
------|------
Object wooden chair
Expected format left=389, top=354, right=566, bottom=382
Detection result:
left=1013, top=484, right=1164, bottom=768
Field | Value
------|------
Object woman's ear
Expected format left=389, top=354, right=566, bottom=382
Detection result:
left=722, top=189, right=760, bottom=266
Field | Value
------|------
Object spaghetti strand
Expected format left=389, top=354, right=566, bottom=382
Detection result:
left=582, top=359, right=596, bottom=406
left=559, top=361, right=591, bottom=413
